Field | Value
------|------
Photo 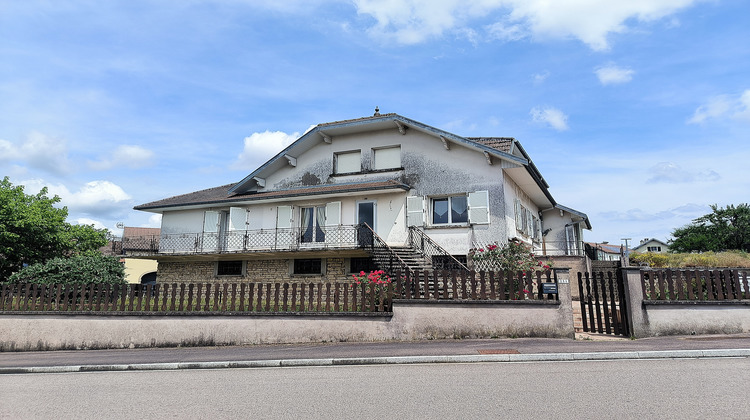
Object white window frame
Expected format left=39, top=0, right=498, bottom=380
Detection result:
left=431, top=195, right=469, bottom=226
left=334, top=150, right=361, bottom=174
left=372, top=146, right=401, bottom=170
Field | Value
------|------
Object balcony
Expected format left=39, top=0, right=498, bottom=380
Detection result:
left=115, top=225, right=365, bottom=256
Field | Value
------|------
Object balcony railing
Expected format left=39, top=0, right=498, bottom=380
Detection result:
left=116, top=225, right=362, bottom=256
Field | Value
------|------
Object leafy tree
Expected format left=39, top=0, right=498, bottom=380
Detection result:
left=670, top=204, right=750, bottom=253
left=0, top=177, right=110, bottom=281
left=7, top=254, right=125, bottom=286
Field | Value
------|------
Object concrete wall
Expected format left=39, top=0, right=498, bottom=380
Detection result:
left=622, top=267, right=750, bottom=337
left=0, top=270, right=574, bottom=351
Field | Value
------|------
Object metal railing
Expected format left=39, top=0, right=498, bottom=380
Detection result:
left=114, top=225, right=361, bottom=256
left=533, top=240, right=586, bottom=257
left=356, top=223, right=414, bottom=278
left=408, top=226, right=469, bottom=271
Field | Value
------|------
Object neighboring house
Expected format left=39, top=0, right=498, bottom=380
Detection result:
left=104, top=227, right=160, bottom=284
left=585, top=242, right=625, bottom=261
left=633, top=238, right=670, bottom=254
left=134, top=112, right=590, bottom=283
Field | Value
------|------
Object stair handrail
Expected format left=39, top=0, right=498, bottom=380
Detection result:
left=357, top=223, right=414, bottom=279
left=408, top=226, right=470, bottom=272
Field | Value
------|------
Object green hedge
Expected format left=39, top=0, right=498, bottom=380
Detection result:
left=6, top=254, right=126, bottom=286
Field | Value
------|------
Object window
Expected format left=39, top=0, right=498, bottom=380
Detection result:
left=217, top=261, right=243, bottom=276
left=293, top=258, right=323, bottom=275
left=432, top=196, right=468, bottom=225
left=350, top=257, right=377, bottom=274
left=373, top=146, right=401, bottom=170
left=647, top=246, right=662, bottom=252
left=514, top=199, right=540, bottom=239
left=334, top=150, right=361, bottom=173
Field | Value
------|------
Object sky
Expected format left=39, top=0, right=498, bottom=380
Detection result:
left=1, top=0, right=749, bottom=246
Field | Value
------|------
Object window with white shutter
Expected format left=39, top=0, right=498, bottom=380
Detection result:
left=203, top=211, right=220, bottom=233
left=467, top=191, right=489, bottom=225
left=406, top=196, right=425, bottom=227
left=228, top=207, right=247, bottom=231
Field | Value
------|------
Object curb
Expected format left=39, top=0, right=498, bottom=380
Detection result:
left=2, top=349, right=748, bottom=375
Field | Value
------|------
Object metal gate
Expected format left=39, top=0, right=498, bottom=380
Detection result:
left=577, top=270, right=630, bottom=337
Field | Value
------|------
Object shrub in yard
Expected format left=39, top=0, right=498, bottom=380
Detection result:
left=470, top=239, right=552, bottom=272
left=6, top=254, right=126, bottom=286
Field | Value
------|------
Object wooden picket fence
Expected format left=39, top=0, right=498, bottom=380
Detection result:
left=0, top=270, right=558, bottom=314
left=640, top=269, right=750, bottom=301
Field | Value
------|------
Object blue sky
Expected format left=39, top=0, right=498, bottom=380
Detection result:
left=1, top=0, right=749, bottom=246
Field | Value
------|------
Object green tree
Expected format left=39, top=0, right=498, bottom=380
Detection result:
left=0, top=177, right=110, bottom=281
left=670, top=204, right=750, bottom=253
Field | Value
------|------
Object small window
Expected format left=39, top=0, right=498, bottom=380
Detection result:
left=217, top=261, right=243, bottom=276
left=432, top=196, right=468, bottom=225
left=647, top=246, right=662, bottom=252
left=293, top=258, right=323, bottom=275
left=350, top=257, right=377, bottom=274
left=334, top=151, right=361, bottom=174
left=373, top=146, right=401, bottom=170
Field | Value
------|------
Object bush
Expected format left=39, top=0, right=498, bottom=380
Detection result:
left=630, top=251, right=750, bottom=268
left=6, top=254, right=126, bottom=286
left=471, top=238, right=552, bottom=272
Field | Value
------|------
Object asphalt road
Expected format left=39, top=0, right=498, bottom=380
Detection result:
left=2, top=357, right=748, bottom=419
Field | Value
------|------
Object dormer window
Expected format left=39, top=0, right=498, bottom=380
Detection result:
left=373, top=146, right=401, bottom=170
left=334, top=150, right=361, bottom=174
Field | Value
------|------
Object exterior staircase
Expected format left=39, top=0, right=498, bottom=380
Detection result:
left=369, top=246, right=432, bottom=274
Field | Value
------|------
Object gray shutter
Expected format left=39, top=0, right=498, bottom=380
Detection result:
left=325, top=201, right=341, bottom=226
left=406, top=196, right=424, bottom=227
left=229, top=207, right=247, bottom=231
left=468, top=191, right=490, bottom=225
left=203, top=211, right=220, bottom=233
left=276, top=205, right=292, bottom=229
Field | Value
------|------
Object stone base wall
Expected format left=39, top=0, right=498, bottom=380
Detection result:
left=546, top=256, right=588, bottom=299
left=157, top=258, right=351, bottom=284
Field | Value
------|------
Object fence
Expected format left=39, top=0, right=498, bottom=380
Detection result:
left=0, top=281, right=391, bottom=314
left=0, top=270, right=558, bottom=315
left=640, top=269, right=750, bottom=301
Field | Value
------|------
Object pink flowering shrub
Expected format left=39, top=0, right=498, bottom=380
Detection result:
left=471, top=239, right=552, bottom=273
left=351, top=270, right=392, bottom=286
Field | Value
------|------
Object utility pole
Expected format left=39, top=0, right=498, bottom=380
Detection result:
left=621, top=238, right=632, bottom=261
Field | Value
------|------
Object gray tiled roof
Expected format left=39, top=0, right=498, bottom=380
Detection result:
left=134, top=179, right=410, bottom=211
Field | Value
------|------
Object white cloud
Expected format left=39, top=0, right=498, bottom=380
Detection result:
left=530, top=107, right=569, bottom=131
left=689, top=89, right=750, bottom=124
left=532, top=70, right=550, bottom=85
left=231, top=130, right=299, bottom=170
left=0, top=131, right=72, bottom=175
left=89, top=145, right=156, bottom=170
left=646, top=162, right=721, bottom=184
left=352, top=0, right=700, bottom=50
left=74, top=218, right=108, bottom=230
left=19, top=178, right=132, bottom=217
left=595, top=63, right=634, bottom=85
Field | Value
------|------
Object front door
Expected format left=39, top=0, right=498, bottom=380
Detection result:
left=357, top=201, right=376, bottom=231
left=301, top=206, right=326, bottom=243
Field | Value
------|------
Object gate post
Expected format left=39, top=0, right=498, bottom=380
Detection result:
left=621, top=267, right=649, bottom=338
left=553, top=268, right=575, bottom=339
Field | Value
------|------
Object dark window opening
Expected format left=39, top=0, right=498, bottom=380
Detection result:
left=294, top=258, right=322, bottom=275
left=432, top=255, right=467, bottom=270
left=350, top=257, right=377, bottom=274
left=217, top=261, right=243, bottom=276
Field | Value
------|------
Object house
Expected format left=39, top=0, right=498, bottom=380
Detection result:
left=133, top=111, right=590, bottom=284
left=585, top=242, right=625, bottom=261
left=633, top=238, right=670, bottom=254
left=103, top=227, right=160, bottom=284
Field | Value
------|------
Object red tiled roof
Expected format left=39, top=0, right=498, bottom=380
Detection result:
left=467, top=137, right=514, bottom=153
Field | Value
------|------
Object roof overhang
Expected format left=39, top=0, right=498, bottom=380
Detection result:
left=543, top=204, right=592, bottom=230
left=135, top=180, right=410, bottom=213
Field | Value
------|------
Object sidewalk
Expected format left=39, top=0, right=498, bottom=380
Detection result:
left=2, top=333, right=749, bottom=374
